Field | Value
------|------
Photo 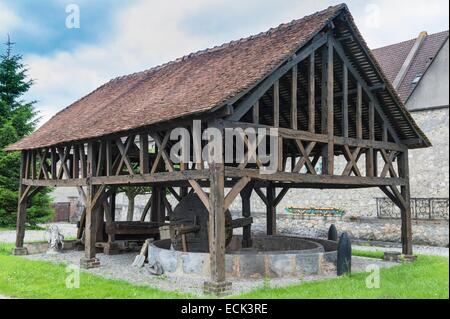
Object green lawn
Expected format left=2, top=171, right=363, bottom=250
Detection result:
left=236, top=255, right=449, bottom=299
left=0, top=243, right=448, bottom=299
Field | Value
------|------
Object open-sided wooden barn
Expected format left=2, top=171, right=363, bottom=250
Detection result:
left=6, top=4, right=430, bottom=294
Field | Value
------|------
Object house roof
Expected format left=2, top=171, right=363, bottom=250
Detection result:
left=6, top=4, right=430, bottom=151
left=372, top=30, right=449, bottom=103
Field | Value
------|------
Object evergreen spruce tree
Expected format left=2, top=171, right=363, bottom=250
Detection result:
left=0, top=36, right=53, bottom=228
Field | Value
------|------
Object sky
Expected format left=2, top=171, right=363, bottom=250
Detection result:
left=0, top=0, right=449, bottom=126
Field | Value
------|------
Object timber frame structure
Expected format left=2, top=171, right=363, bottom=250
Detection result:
left=7, top=4, right=430, bottom=294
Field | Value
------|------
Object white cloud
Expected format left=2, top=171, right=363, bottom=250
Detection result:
left=349, top=0, right=449, bottom=48
left=0, top=2, right=21, bottom=35
left=25, top=0, right=222, bottom=124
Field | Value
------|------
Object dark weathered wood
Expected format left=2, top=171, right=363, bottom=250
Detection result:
left=321, top=44, right=329, bottom=175
left=225, top=167, right=406, bottom=187
left=228, top=34, right=327, bottom=121
left=139, top=134, right=150, bottom=174
left=356, top=83, right=363, bottom=139
left=252, top=101, right=259, bottom=124
left=115, top=136, right=134, bottom=176
left=308, top=53, right=315, bottom=132
left=291, top=65, right=298, bottom=130
left=266, top=184, right=276, bottom=235
left=208, top=163, right=226, bottom=283
left=254, top=187, right=268, bottom=206
left=342, top=65, right=349, bottom=138
left=398, top=150, right=412, bottom=255
left=366, top=101, right=375, bottom=177
left=15, top=152, right=28, bottom=248
left=274, top=187, right=289, bottom=207
left=84, top=183, right=97, bottom=259
left=240, top=182, right=253, bottom=248
left=224, top=121, right=406, bottom=152
left=326, top=40, right=334, bottom=175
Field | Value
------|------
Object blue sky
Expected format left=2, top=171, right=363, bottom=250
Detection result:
left=0, top=0, right=448, bottom=125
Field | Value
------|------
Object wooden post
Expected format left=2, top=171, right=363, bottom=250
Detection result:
left=139, top=134, right=149, bottom=174
left=274, top=80, right=283, bottom=172
left=240, top=183, right=253, bottom=248
left=13, top=151, right=29, bottom=255
left=80, top=142, right=100, bottom=268
left=398, top=150, right=413, bottom=256
left=366, top=101, right=375, bottom=177
left=266, top=184, right=276, bottom=235
left=308, top=53, right=315, bottom=133
left=204, top=163, right=231, bottom=295
left=291, top=65, right=298, bottom=130
left=342, top=65, right=349, bottom=138
left=150, top=186, right=164, bottom=223
left=326, top=40, right=334, bottom=175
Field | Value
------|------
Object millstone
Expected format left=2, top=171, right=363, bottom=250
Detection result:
left=170, top=192, right=233, bottom=252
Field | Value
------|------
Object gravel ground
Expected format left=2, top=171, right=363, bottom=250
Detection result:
left=353, top=244, right=449, bottom=257
left=25, top=251, right=396, bottom=296
left=0, top=223, right=77, bottom=243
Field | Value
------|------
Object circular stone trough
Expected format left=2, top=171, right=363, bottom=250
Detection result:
left=148, top=236, right=337, bottom=279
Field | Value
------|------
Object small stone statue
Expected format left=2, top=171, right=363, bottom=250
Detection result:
left=46, top=225, right=65, bottom=254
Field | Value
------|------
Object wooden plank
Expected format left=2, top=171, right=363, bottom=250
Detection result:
left=308, top=53, right=315, bottom=133
left=291, top=65, right=298, bottom=130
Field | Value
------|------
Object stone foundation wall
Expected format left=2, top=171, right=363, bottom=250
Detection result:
left=245, top=212, right=449, bottom=247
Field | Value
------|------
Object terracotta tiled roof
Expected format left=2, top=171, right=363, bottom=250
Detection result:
left=7, top=4, right=346, bottom=151
left=372, top=30, right=449, bottom=103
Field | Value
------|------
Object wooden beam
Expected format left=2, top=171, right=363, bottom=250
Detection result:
left=223, top=176, right=251, bottom=212
left=253, top=101, right=259, bottom=124
left=254, top=187, right=268, bottom=206
left=225, top=167, right=406, bottom=187
left=274, top=187, right=289, bottom=207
